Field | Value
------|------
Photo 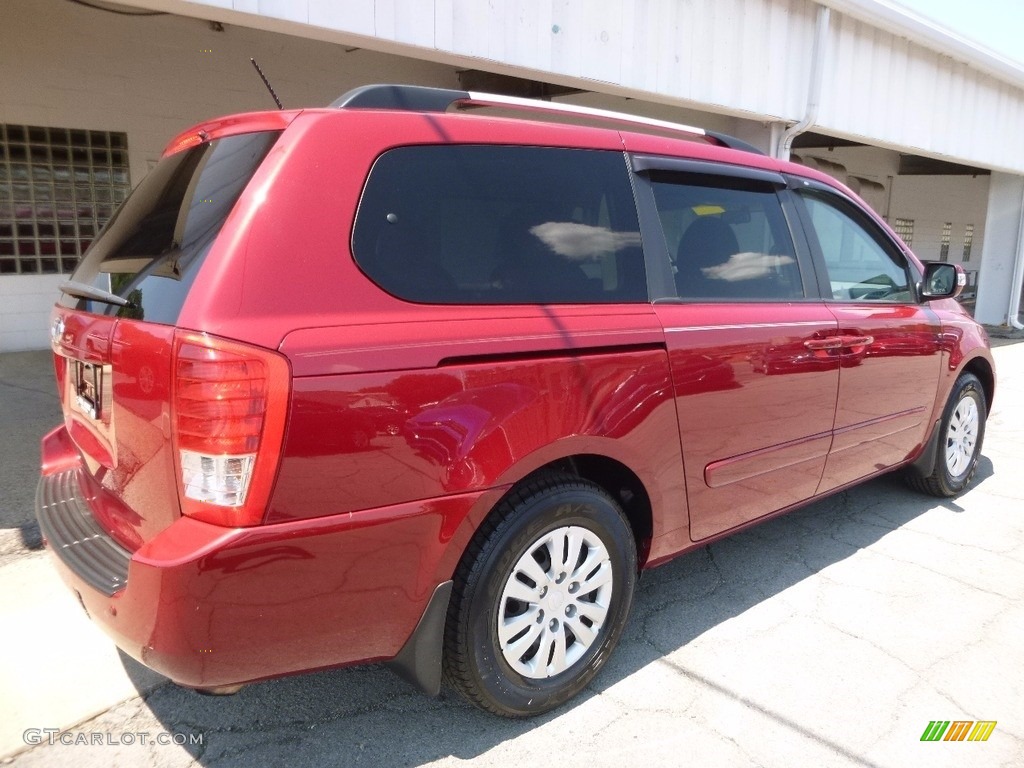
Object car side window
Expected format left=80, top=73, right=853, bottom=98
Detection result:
left=648, top=173, right=804, bottom=300
left=797, top=191, right=913, bottom=303
left=352, top=145, right=646, bottom=304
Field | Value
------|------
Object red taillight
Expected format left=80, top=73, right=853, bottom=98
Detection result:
left=171, top=330, right=290, bottom=527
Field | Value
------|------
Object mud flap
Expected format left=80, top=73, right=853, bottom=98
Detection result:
left=907, top=418, right=942, bottom=478
left=386, top=580, right=453, bottom=696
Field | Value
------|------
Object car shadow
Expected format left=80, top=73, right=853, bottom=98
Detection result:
left=124, top=459, right=995, bottom=766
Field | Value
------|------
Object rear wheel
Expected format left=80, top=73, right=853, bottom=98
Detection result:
left=907, top=372, right=987, bottom=497
left=443, top=474, right=636, bottom=717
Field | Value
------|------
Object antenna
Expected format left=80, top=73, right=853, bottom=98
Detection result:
left=250, top=58, right=283, bottom=110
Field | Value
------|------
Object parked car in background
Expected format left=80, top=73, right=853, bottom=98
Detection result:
left=36, top=84, right=993, bottom=717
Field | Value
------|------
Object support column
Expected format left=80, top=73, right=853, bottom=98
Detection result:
left=730, top=121, right=786, bottom=157
left=975, top=172, right=1024, bottom=326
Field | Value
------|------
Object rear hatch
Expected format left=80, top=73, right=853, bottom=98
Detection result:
left=50, top=129, right=281, bottom=551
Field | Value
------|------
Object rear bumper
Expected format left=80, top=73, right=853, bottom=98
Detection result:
left=37, top=470, right=130, bottom=595
left=36, top=434, right=497, bottom=689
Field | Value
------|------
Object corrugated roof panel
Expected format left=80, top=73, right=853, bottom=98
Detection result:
left=178, top=0, right=1024, bottom=172
left=819, top=12, right=1024, bottom=172
left=435, top=0, right=817, bottom=119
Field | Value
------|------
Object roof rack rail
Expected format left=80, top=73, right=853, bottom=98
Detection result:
left=330, top=84, right=764, bottom=155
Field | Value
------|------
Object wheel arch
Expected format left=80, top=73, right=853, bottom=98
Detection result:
left=440, top=463, right=641, bottom=715
left=439, top=445, right=659, bottom=589
left=515, top=454, right=655, bottom=568
left=909, top=354, right=993, bottom=481
left=398, top=450, right=656, bottom=699
left=961, top=355, right=995, bottom=414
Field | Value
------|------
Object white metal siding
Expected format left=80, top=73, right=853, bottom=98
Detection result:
left=819, top=12, right=1024, bottom=174
left=152, top=0, right=818, bottom=120
left=144, top=0, right=1024, bottom=173
left=435, top=0, right=819, bottom=120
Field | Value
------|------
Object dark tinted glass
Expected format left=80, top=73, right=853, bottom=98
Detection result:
left=62, top=131, right=279, bottom=323
left=650, top=174, right=803, bottom=300
left=352, top=145, right=646, bottom=304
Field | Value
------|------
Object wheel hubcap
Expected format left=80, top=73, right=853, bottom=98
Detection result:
left=497, top=525, right=613, bottom=679
left=945, top=395, right=979, bottom=477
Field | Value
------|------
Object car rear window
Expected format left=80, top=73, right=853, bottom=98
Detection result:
left=61, top=130, right=279, bottom=324
left=352, top=145, right=647, bottom=304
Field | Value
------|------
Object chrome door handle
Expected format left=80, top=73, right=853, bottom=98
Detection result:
left=804, top=338, right=843, bottom=350
left=838, top=335, right=874, bottom=348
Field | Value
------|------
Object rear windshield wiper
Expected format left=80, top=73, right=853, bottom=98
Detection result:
left=59, top=281, right=135, bottom=308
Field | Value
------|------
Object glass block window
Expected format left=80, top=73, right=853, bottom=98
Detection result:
left=963, top=224, right=974, bottom=261
left=940, top=222, right=952, bottom=261
left=0, top=124, right=130, bottom=275
left=892, top=217, right=914, bottom=247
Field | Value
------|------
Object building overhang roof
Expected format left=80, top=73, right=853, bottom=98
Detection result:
left=822, top=0, right=1024, bottom=90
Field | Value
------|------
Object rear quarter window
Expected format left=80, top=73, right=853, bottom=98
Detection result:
left=352, top=145, right=647, bottom=304
left=62, top=131, right=279, bottom=324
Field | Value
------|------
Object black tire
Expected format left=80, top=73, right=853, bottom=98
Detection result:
left=443, top=473, right=637, bottom=717
left=907, top=372, right=987, bottom=497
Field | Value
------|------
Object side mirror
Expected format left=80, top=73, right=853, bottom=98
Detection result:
left=920, top=262, right=965, bottom=300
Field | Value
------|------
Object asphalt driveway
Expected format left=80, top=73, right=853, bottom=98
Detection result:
left=2, top=342, right=1022, bottom=768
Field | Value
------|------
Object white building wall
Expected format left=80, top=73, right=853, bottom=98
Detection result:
left=145, top=0, right=1024, bottom=175
left=887, top=175, right=990, bottom=265
left=0, top=0, right=460, bottom=351
left=819, top=11, right=1024, bottom=175
left=791, top=145, right=899, bottom=214
left=0, top=276, right=65, bottom=352
left=4, top=0, right=1024, bottom=346
left=0, top=0, right=460, bottom=191
left=789, top=145, right=990, bottom=268
left=138, top=0, right=821, bottom=120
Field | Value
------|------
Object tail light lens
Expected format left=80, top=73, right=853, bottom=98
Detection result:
left=171, top=331, right=290, bottom=527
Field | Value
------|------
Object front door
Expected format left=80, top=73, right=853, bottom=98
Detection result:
left=790, top=186, right=944, bottom=493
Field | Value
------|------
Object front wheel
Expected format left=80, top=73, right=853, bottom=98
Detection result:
left=443, top=474, right=636, bottom=717
left=907, top=372, right=987, bottom=497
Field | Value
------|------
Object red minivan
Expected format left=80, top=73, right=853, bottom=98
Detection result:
left=36, top=85, right=994, bottom=717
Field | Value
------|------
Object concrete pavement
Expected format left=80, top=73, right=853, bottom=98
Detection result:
left=0, top=351, right=60, bottom=561
left=0, top=553, right=164, bottom=758
left=1, top=342, right=1022, bottom=767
